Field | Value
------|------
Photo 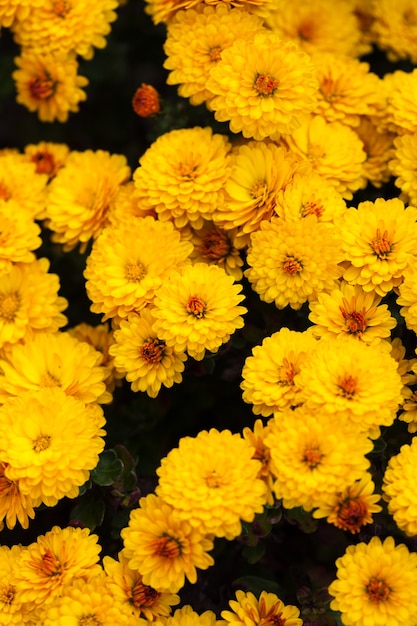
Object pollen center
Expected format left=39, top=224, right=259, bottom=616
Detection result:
left=200, top=231, right=231, bottom=261
left=254, top=74, right=279, bottom=96
left=366, top=577, right=390, bottom=604
left=208, top=46, right=222, bottom=62
left=298, top=20, right=315, bottom=41
left=140, top=338, right=165, bottom=363
left=277, top=357, right=296, bottom=386
left=205, top=469, right=225, bottom=488
left=187, top=295, right=206, bottom=318
left=0, top=585, right=15, bottom=606
left=31, top=151, right=56, bottom=176
left=0, top=183, right=10, bottom=200
left=0, top=292, right=20, bottom=321
left=283, top=257, right=303, bottom=275
left=340, top=306, right=368, bottom=335
left=371, top=229, right=391, bottom=258
left=33, top=434, right=51, bottom=453
left=40, top=550, right=63, bottom=577
left=125, top=261, right=147, bottom=282
left=337, top=375, right=358, bottom=398
left=53, top=0, right=72, bottom=17
left=301, top=200, right=324, bottom=218
left=29, top=75, right=55, bottom=100
left=131, top=580, right=160, bottom=608
left=336, top=497, right=369, bottom=533
left=79, top=615, right=102, bottom=626
left=302, top=445, right=323, bottom=469
left=152, top=535, right=182, bottom=559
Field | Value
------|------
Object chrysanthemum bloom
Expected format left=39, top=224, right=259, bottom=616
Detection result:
left=265, top=0, right=361, bottom=57
left=243, top=419, right=274, bottom=505
left=355, top=117, right=395, bottom=188
left=0, top=0, right=43, bottom=27
left=311, top=52, right=382, bottom=127
left=84, top=217, right=193, bottom=320
left=163, top=5, right=263, bottom=107
left=266, top=407, right=372, bottom=511
left=0, top=330, right=111, bottom=405
left=371, top=0, right=417, bottom=63
left=282, top=115, right=367, bottom=199
left=154, top=605, right=221, bottom=626
left=245, top=215, right=343, bottom=311
left=313, top=474, right=382, bottom=534
left=12, top=0, right=119, bottom=60
left=0, top=151, right=47, bottom=219
left=13, top=50, right=88, bottom=123
left=110, top=308, right=187, bottom=398
left=206, top=31, right=318, bottom=141
left=328, top=536, right=417, bottom=626
left=385, top=69, right=417, bottom=135
left=341, top=197, right=417, bottom=296
left=189, top=221, right=245, bottom=280
left=132, top=83, right=160, bottom=117
left=14, top=526, right=102, bottom=607
left=221, top=590, right=302, bottom=626
left=133, top=127, right=231, bottom=229
left=0, top=462, right=35, bottom=530
left=274, top=171, right=347, bottom=224
left=397, top=264, right=417, bottom=333
left=121, top=494, right=214, bottom=593
left=398, top=383, right=417, bottom=434
left=390, top=133, right=417, bottom=207
left=145, top=0, right=270, bottom=26
left=0, top=198, right=42, bottom=273
left=295, top=335, right=403, bottom=438
left=212, top=141, right=306, bottom=245
left=24, top=141, right=69, bottom=180
left=0, top=544, right=35, bottom=625
left=103, top=552, right=180, bottom=621
left=0, top=388, right=106, bottom=506
left=241, top=328, right=317, bottom=416
left=46, top=149, right=130, bottom=252
left=308, top=282, right=397, bottom=345
left=0, top=259, right=68, bottom=353
left=156, top=428, right=267, bottom=539
left=382, top=438, right=417, bottom=536
left=152, top=263, right=246, bottom=361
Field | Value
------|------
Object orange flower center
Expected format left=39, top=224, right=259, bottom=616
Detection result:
left=340, top=304, right=368, bottom=335
left=0, top=585, right=15, bottom=606
left=200, top=231, right=231, bottom=261
left=130, top=579, right=160, bottom=608
left=140, top=338, right=165, bottom=363
left=29, top=75, right=56, bottom=100
left=40, top=549, right=63, bottom=577
left=403, top=8, right=417, bottom=25
left=0, top=183, right=10, bottom=200
left=132, top=83, right=160, bottom=117
left=208, top=46, right=222, bottom=62
left=283, top=257, right=303, bottom=275
left=337, top=375, right=358, bottom=398
left=366, top=577, right=390, bottom=603
left=335, top=496, right=369, bottom=533
left=298, top=20, right=315, bottom=41
left=187, top=295, right=206, bottom=318
left=0, top=292, right=20, bottom=321
left=0, top=465, right=18, bottom=498
left=205, top=469, right=225, bottom=488
left=301, top=200, right=324, bottom=218
left=254, top=74, right=279, bottom=97
left=33, top=434, right=51, bottom=453
left=277, top=357, right=296, bottom=386
left=258, top=597, right=286, bottom=626
left=370, top=229, right=392, bottom=259
left=152, top=535, right=182, bottom=559
left=53, top=0, right=72, bottom=17
left=302, top=445, right=323, bottom=469
left=125, top=261, right=147, bottom=282
left=79, top=615, right=101, bottom=626
left=31, top=150, right=57, bottom=177
left=40, top=371, right=60, bottom=387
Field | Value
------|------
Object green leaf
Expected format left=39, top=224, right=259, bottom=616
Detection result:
left=70, top=494, right=105, bottom=531
left=242, top=540, right=266, bottom=564
left=90, top=449, right=124, bottom=486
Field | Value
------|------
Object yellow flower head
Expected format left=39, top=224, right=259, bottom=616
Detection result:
left=189, top=221, right=245, bottom=280
left=84, top=217, right=193, bottom=320
left=0, top=545, right=34, bottom=624
left=341, top=197, right=417, bottom=296
left=156, top=428, right=267, bottom=539
left=46, top=149, right=131, bottom=252
left=221, top=590, right=302, bottom=626
left=206, top=30, right=318, bottom=140
left=245, top=215, right=343, bottom=311
left=121, top=493, right=214, bottom=593
left=0, top=151, right=47, bottom=219
left=164, top=4, right=263, bottom=107
left=0, top=462, right=36, bottom=530
left=0, top=199, right=42, bottom=273
left=265, top=407, right=372, bottom=511
left=371, top=0, right=417, bottom=63
left=382, top=437, right=417, bottom=537
left=329, top=536, right=417, bottom=626
left=308, top=281, right=397, bottom=345
left=0, top=388, right=106, bottom=507
left=397, top=264, right=417, bottom=333
left=154, top=605, right=221, bottom=626
left=151, top=263, right=246, bottom=361
left=385, top=68, right=417, bottom=135
left=133, top=127, right=231, bottom=229
left=13, top=50, right=88, bottom=123
left=24, top=141, right=70, bottom=180
left=241, top=327, right=317, bottom=417
left=390, top=133, right=417, bottom=207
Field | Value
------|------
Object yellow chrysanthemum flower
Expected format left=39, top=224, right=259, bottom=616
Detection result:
left=0, top=388, right=106, bottom=507
left=84, top=217, right=193, bottom=320
left=390, top=133, right=417, bottom=207
left=265, top=0, right=362, bottom=57
left=355, top=117, right=395, bottom=188
left=0, top=199, right=42, bottom=273
left=221, top=590, right=302, bottom=626
left=156, top=428, right=267, bottom=539
left=154, top=605, right=221, bottom=626
left=0, top=462, right=36, bottom=530
left=46, top=149, right=131, bottom=252
left=133, top=127, right=231, bottom=229
left=0, top=330, right=111, bottom=405
left=312, top=474, right=382, bottom=534
left=385, top=69, right=417, bottom=135
left=0, top=259, right=68, bottom=353
left=265, top=407, right=372, bottom=511
left=308, top=282, right=397, bottom=345
left=241, top=327, right=317, bottom=416
left=282, top=114, right=367, bottom=199
left=243, top=419, right=274, bottom=505
left=206, top=31, right=318, bottom=140
left=13, top=526, right=102, bottom=607
left=382, top=438, right=417, bottom=537
left=121, top=494, right=214, bottom=593
left=295, top=335, right=403, bottom=438
left=103, top=552, right=180, bottom=621
left=24, top=141, right=69, bottom=180
left=329, top=536, right=417, bottom=626
left=371, top=0, right=417, bottom=63
left=152, top=263, right=246, bottom=361
left=164, top=4, right=263, bottom=107
left=399, top=382, right=417, bottom=434
left=188, top=221, right=245, bottom=280
left=341, top=197, right=417, bottom=296
left=245, top=215, right=343, bottom=311
left=0, top=545, right=34, bottom=625
left=397, top=264, right=417, bottom=333
left=110, top=308, right=187, bottom=398
left=12, top=0, right=119, bottom=60
left=106, top=181, right=156, bottom=229
left=0, top=151, right=47, bottom=219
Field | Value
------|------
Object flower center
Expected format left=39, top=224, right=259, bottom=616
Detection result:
left=403, top=8, right=417, bottom=25
left=371, top=229, right=392, bottom=259
left=130, top=580, right=160, bottom=608
left=254, top=74, right=279, bottom=97
left=298, top=20, right=315, bottom=41
left=302, top=445, right=323, bottom=469
left=335, top=497, right=369, bottom=533
left=140, top=338, right=165, bottom=363
left=366, top=577, right=390, bottom=603
left=125, top=262, right=147, bottom=282
left=152, top=535, right=182, bottom=559
left=177, top=161, right=198, bottom=180
left=208, top=46, right=222, bottom=62
left=79, top=615, right=102, bottom=626
left=40, top=371, right=60, bottom=387
left=200, top=231, right=231, bottom=261
left=0, top=465, right=18, bottom=498
left=283, top=257, right=303, bottom=275
left=29, top=75, right=56, bottom=100
left=0, top=292, right=20, bottom=321
left=53, top=0, right=72, bottom=17
left=0, top=585, right=15, bottom=606
left=205, top=469, right=225, bottom=488
left=31, top=151, right=57, bottom=177
left=0, top=183, right=10, bottom=200
left=186, top=295, right=206, bottom=318
left=340, top=305, right=368, bottom=335
left=301, top=200, right=324, bottom=218
left=40, top=549, right=63, bottom=577
left=33, top=434, right=51, bottom=453
left=337, top=375, right=358, bottom=398
left=277, top=357, right=296, bottom=386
